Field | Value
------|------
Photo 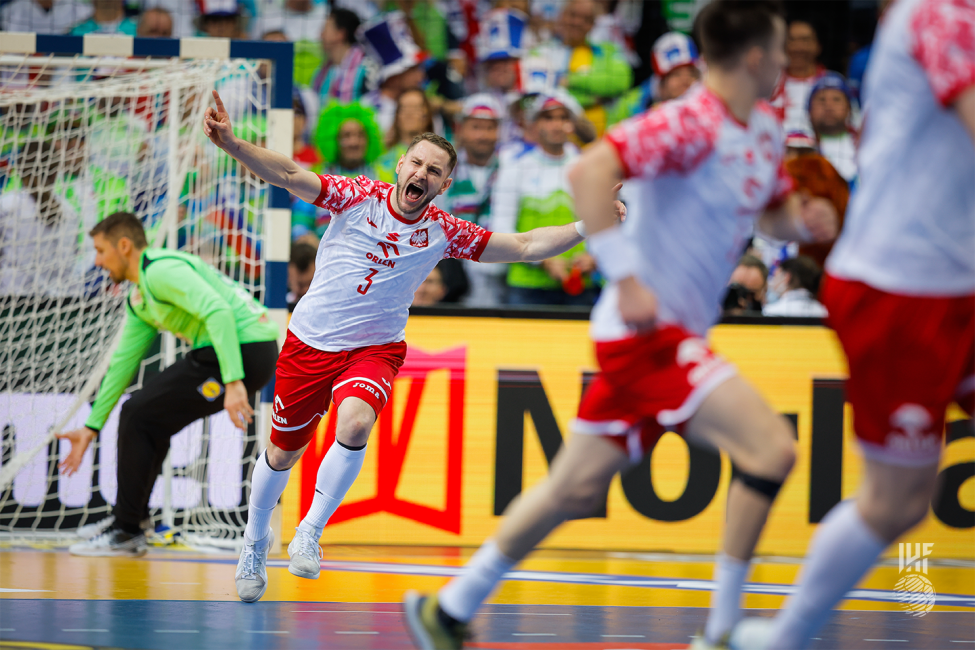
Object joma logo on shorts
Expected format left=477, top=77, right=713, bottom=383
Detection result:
left=888, top=404, right=940, bottom=455
left=354, top=382, right=379, bottom=398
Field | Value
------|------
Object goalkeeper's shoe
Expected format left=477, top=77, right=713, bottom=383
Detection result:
left=69, top=526, right=147, bottom=557
left=403, top=591, right=469, bottom=650
left=288, top=525, right=323, bottom=579
left=76, top=515, right=152, bottom=541
left=235, top=529, right=274, bottom=603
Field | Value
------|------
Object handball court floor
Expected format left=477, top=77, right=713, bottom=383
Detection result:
left=1, top=544, right=973, bottom=650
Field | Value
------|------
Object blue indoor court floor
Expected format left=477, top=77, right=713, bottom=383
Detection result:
left=1, top=545, right=973, bottom=649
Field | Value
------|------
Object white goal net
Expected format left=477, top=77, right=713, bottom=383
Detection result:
left=0, top=51, right=274, bottom=546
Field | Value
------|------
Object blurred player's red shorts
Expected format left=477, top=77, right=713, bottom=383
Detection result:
left=269, top=331, right=407, bottom=451
left=573, top=325, right=737, bottom=462
left=822, top=274, right=975, bottom=467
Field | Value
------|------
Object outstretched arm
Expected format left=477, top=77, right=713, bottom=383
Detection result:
left=203, top=90, right=321, bottom=204
left=477, top=223, right=584, bottom=263
left=478, top=194, right=625, bottom=264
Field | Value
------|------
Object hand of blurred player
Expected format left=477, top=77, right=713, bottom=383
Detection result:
left=224, top=380, right=254, bottom=430
left=541, top=257, right=570, bottom=282
left=612, top=182, right=626, bottom=223
left=798, top=195, right=838, bottom=243
left=617, top=275, right=658, bottom=332
left=56, top=427, right=96, bottom=477
left=203, top=90, right=235, bottom=150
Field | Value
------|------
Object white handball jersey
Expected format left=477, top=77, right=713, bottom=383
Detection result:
left=591, top=84, right=792, bottom=341
left=827, top=0, right=975, bottom=296
left=289, top=175, right=492, bottom=351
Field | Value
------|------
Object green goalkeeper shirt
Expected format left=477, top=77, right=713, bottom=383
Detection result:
left=85, top=249, right=279, bottom=431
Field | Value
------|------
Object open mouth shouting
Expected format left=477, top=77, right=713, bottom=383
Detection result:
left=401, top=180, right=426, bottom=210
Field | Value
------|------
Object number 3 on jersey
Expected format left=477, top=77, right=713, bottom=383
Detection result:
left=357, top=268, right=379, bottom=295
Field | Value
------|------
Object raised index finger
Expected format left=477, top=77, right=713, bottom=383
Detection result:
left=212, top=90, right=227, bottom=114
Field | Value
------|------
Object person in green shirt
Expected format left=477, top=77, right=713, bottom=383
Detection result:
left=58, top=212, right=279, bottom=557
left=69, top=0, right=139, bottom=36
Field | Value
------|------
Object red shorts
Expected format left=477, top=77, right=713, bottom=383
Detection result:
left=573, top=326, right=737, bottom=462
left=822, top=275, right=975, bottom=467
left=269, top=331, right=407, bottom=451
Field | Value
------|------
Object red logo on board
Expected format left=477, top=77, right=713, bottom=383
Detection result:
left=298, top=346, right=466, bottom=534
left=409, top=229, right=429, bottom=248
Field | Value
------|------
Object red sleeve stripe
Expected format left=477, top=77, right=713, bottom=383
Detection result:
left=314, top=174, right=329, bottom=207
left=603, top=134, right=634, bottom=180
left=937, top=75, right=975, bottom=107
left=470, top=231, right=492, bottom=262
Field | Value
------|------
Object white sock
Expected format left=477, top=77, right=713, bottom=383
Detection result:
left=439, top=540, right=517, bottom=623
left=300, top=441, right=366, bottom=539
left=769, top=500, right=886, bottom=650
left=244, top=451, right=291, bottom=544
left=704, top=553, right=751, bottom=643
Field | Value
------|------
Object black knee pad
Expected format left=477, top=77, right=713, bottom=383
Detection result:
left=731, top=464, right=783, bottom=500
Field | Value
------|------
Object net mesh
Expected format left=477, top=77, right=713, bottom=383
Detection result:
left=0, top=53, right=273, bottom=546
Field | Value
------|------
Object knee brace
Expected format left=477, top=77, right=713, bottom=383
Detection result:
left=731, top=464, right=783, bottom=500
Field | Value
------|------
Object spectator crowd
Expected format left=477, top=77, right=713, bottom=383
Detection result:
left=0, top=0, right=881, bottom=314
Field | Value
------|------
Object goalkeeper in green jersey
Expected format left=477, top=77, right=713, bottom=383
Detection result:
left=60, top=212, right=279, bottom=557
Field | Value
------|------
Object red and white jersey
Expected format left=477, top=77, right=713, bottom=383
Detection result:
left=594, top=84, right=792, bottom=340
left=827, top=0, right=975, bottom=296
left=289, top=175, right=492, bottom=351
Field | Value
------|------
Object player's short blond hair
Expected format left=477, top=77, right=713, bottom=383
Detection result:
left=406, top=132, right=457, bottom=174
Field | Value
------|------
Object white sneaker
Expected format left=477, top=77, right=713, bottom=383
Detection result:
left=76, top=515, right=153, bottom=541
left=728, top=617, right=774, bottom=650
left=235, top=529, right=273, bottom=603
left=287, top=526, right=322, bottom=579
left=69, top=527, right=147, bottom=557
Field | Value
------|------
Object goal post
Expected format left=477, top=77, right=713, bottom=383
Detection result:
left=0, top=32, right=291, bottom=547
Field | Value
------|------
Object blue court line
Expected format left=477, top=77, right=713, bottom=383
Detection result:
left=144, top=556, right=975, bottom=608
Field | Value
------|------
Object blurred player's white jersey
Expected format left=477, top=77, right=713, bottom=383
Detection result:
left=592, top=84, right=792, bottom=340
left=827, top=0, right=975, bottom=296
left=289, top=175, right=492, bottom=351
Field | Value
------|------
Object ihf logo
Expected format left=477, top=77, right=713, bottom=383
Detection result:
left=894, top=542, right=936, bottom=616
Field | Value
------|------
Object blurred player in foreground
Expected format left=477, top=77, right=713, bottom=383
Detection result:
left=404, top=2, right=838, bottom=649
left=730, top=0, right=975, bottom=647
left=61, top=212, right=279, bottom=557
left=202, top=90, right=614, bottom=603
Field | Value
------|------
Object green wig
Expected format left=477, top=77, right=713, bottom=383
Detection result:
left=314, top=101, right=384, bottom=167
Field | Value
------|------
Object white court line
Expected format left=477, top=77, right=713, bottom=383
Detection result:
left=513, top=633, right=557, bottom=636
left=481, top=613, right=571, bottom=616
left=161, top=582, right=199, bottom=585
left=864, top=640, right=907, bottom=643
left=63, top=629, right=108, bottom=632
left=154, top=630, right=199, bottom=633
left=247, top=631, right=288, bottom=634
left=602, top=634, right=646, bottom=638
left=292, top=610, right=399, bottom=613
left=950, top=641, right=975, bottom=644
left=335, top=631, right=379, bottom=635
left=0, top=629, right=14, bottom=632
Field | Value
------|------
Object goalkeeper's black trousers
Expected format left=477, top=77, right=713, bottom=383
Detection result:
left=112, top=340, right=278, bottom=535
